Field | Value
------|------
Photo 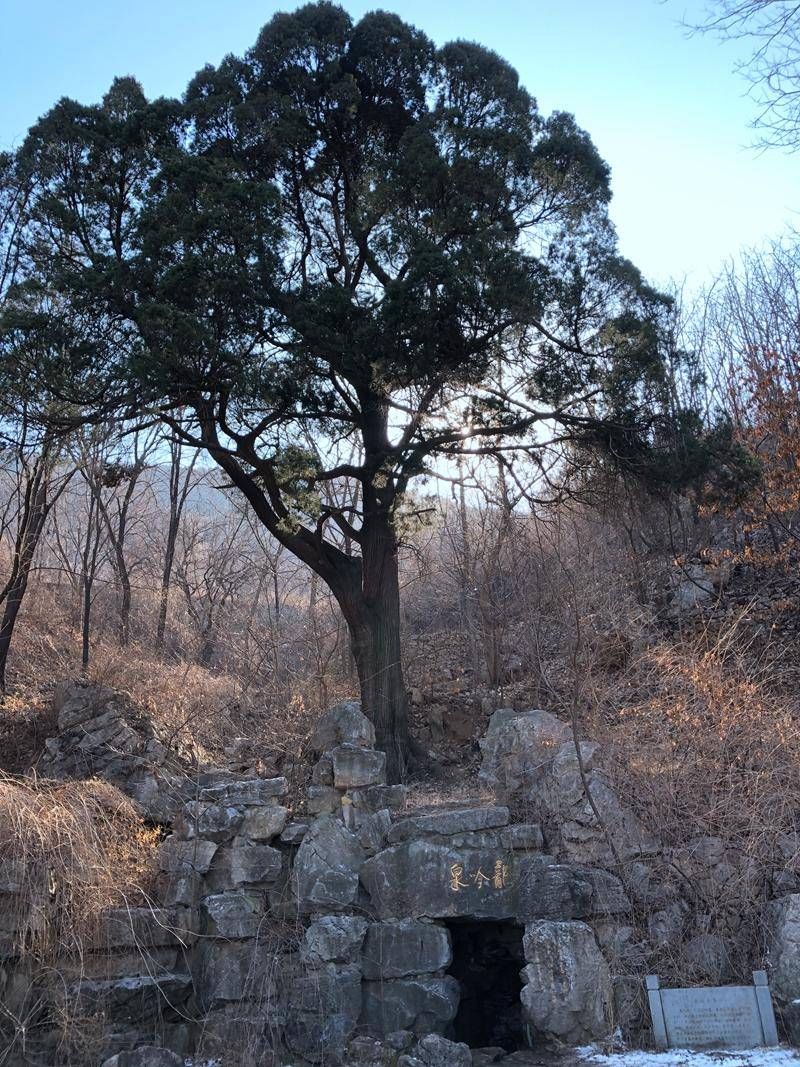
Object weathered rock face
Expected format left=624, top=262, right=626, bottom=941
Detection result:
left=410, top=1033, right=472, bottom=1067
left=520, top=920, right=612, bottom=1044
left=361, top=975, right=460, bottom=1036
left=361, top=839, right=520, bottom=920
left=39, top=681, right=191, bottom=822
left=302, top=916, right=368, bottom=965
left=294, top=814, right=366, bottom=912
left=285, top=960, right=363, bottom=1061
left=479, top=708, right=571, bottom=803
left=362, top=920, right=452, bottom=979
left=479, top=707, right=657, bottom=868
left=310, top=699, right=375, bottom=754
left=766, top=893, right=800, bottom=1041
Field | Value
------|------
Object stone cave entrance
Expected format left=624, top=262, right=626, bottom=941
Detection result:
left=446, top=920, right=527, bottom=1051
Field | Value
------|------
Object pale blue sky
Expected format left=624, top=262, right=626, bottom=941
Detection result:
left=2, top=0, right=797, bottom=288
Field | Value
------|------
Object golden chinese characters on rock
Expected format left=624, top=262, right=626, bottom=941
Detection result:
left=448, top=859, right=511, bottom=892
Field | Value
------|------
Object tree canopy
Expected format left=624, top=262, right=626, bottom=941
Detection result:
left=0, top=2, right=748, bottom=776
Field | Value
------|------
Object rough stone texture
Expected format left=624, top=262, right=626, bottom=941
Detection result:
left=213, top=844, right=283, bottom=887
left=39, top=681, right=192, bottom=822
left=285, top=961, right=362, bottom=1061
left=302, top=916, right=368, bottom=965
left=310, top=699, right=375, bottom=754
left=202, top=891, right=264, bottom=939
left=308, top=785, right=342, bottom=815
left=478, top=708, right=571, bottom=803
left=157, top=836, right=217, bottom=876
left=357, top=809, right=392, bottom=855
left=281, top=821, right=310, bottom=844
left=518, top=861, right=594, bottom=921
left=479, top=707, right=658, bottom=867
left=361, top=976, right=460, bottom=1036
left=387, top=806, right=510, bottom=845
left=100, top=1049, right=183, bottom=1067
left=766, top=893, right=800, bottom=1041
left=521, top=920, right=612, bottom=1044
left=361, top=840, right=518, bottom=920
left=413, top=1033, right=472, bottom=1067
left=500, top=823, right=544, bottom=851
left=101, top=907, right=197, bottom=951
left=176, top=801, right=242, bottom=842
left=295, top=815, right=366, bottom=911
left=240, top=804, right=289, bottom=842
left=350, top=784, right=407, bottom=815
left=193, top=939, right=273, bottom=1010
left=330, top=744, right=387, bottom=789
left=200, top=776, right=288, bottom=805
left=362, top=920, right=452, bottom=979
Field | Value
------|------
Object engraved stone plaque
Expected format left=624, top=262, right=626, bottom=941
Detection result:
left=646, top=972, right=779, bottom=1050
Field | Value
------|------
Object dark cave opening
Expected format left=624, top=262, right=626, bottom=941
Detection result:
left=446, top=919, right=527, bottom=1051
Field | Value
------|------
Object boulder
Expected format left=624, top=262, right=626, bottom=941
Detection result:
left=176, top=801, right=242, bottom=842
left=362, top=920, right=452, bottom=979
left=212, top=844, right=282, bottom=887
left=193, top=939, right=273, bottom=1009
left=350, top=784, right=407, bottom=815
left=478, top=708, right=570, bottom=803
left=499, top=824, right=544, bottom=851
left=240, top=805, right=289, bottom=842
left=302, top=916, right=368, bottom=965
left=520, top=920, right=611, bottom=1044
left=157, top=836, right=217, bottom=876
left=361, top=975, right=460, bottom=1035
left=766, top=893, right=800, bottom=1041
left=308, top=785, right=342, bottom=815
left=200, top=776, right=288, bottom=805
left=310, top=700, right=375, bottom=754
left=285, top=961, right=362, bottom=1061
left=387, top=806, right=510, bottom=845
left=358, top=809, right=392, bottom=855
left=518, top=861, right=594, bottom=921
left=294, top=814, right=366, bottom=911
left=330, top=744, right=387, bottom=789
left=413, top=1033, right=471, bottom=1067
left=281, top=821, right=310, bottom=845
left=202, top=891, right=264, bottom=939
left=361, top=840, right=518, bottom=920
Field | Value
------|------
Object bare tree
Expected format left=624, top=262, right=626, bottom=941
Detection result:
left=690, top=1, right=800, bottom=148
left=156, top=434, right=199, bottom=653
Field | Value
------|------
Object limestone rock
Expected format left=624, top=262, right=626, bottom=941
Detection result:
left=517, top=861, right=594, bottom=921
left=281, top=821, right=310, bottom=844
left=213, top=844, right=283, bottom=887
left=302, top=916, right=368, bottom=964
left=295, top=814, right=366, bottom=911
left=157, top=836, right=217, bottom=876
left=193, top=939, right=273, bottom=1009
left=387, top=806, right=510, bottom=845
left=331, top=744, right=387, bottom=789
left=361, top=975, right=460, bottom=1035
left=361, top=840, right=518, bottom=920
left=478, top=708, right=570, bottom=802
left=413, top=1033, right=471, bottom=1067
left=350, top=784, right=407, bottom=815
left=308, top=785, right=341, bottom=815
left=500, top=824, right=544, bottom=851
left=285, top=961, right=362, bottom=1060
left=240, top=804, right=289, bottom=842
left=176, top=801, right=242, bottom=842
left=362, top=920, right=451, bottom=979
left=310, top=699, right=375, bottom=754
left=202, top=891, right=264, bottom=939
left=766, top=893, right=800, bottom=1041
left=358, top=809, right=392, bottom=855
left=521, top=920, right=611, bottom=1044
left=200, top=776, right=288, bottom=805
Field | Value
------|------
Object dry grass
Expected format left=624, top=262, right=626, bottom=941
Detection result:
left=0, top=774, right=159, bottom=962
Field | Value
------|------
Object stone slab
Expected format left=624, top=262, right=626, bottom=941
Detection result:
left=647, top=972, right=779, bottom=1050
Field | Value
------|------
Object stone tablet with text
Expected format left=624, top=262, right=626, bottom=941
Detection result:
left=646, top=971, right=779, bottom=1050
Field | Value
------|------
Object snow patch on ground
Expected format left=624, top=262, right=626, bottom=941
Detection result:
left=580, top=1048, right=800, bottom=1067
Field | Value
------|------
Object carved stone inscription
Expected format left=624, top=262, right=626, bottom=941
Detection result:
left=660, top=986, right=766, bottom=1049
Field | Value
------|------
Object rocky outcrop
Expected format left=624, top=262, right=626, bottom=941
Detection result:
left=39, top=681, right=192, bottom=821
left=766, top=892, right=800, bottom=1041
left=520, top=920, right=612, bottom=1044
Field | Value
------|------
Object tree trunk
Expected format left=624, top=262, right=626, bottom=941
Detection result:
left=0, top=477, right=48, bottom=693
left=339, top=519, right=411, bottom=782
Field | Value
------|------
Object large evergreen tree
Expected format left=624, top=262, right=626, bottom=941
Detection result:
left=0, top=4, right=728, bottom=777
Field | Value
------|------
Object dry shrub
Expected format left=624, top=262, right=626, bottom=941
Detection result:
left=0, top=774, right=159, bottom=963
